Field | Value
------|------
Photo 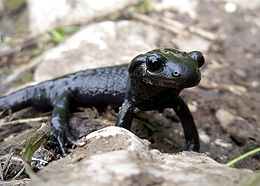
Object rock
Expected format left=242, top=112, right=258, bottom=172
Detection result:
left=222, top=84, right=247, bottom=96
left=158, top=0, right=198, bottom=18
left=215, top=138, right=233, bottom=150
left=27, top=0, right=140, bottom=34
left=0, top=179, right=30, bottom=186
left=188, top=103, right=197, bottom=112
left=35, top=126, right=255, bottom=186
left=34, top=20, right=159, bottom=82
left=199, top=130, right=211, bottom=144
left=0, top=1, right=4, bottom=14
left=224, top=2, right=237, bottom=13
left=215, top=108, right=258, bottom=144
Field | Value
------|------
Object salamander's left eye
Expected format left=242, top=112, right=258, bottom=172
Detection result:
left=146, top=53, right=165, bottom=72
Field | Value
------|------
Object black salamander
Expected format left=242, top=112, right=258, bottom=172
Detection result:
left=0, top=48, right=205, bottom=155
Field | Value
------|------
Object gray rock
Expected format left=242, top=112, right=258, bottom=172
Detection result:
left=158, top=0, right=198, bottom=18
left=35, top=126, right=255, bottom=186
left=27, top=0, right=140, bottom=34
left=0, top=1, right=4, bottom=14
left=215, top=108, right=259, bottom=144
left=34, top=20, right=159, bottom=82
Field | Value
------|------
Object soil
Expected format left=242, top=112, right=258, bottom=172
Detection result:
left=0, top=0, right=259, bottom=180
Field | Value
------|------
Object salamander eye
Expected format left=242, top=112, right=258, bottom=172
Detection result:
left=188, top=51, right=205, bottom=68
left=146, top=53, right=165, bottom=72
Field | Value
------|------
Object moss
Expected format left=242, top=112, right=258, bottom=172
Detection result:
left=15, top=71, right=34, bottom=85
left=5, top=0, right=27, bottom=12
left=14, top=19, right=29, bottom=34
left=133, top=0, right=154, bottom=13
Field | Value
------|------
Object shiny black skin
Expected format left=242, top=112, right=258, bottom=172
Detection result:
left=0, top=48, right=205, bottom=155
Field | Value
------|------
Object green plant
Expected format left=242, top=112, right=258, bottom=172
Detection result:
left=133, top=0, right=153, bottom=13
left=225, top=147, right=260, bottom=167
left=50, top=27, right=66, bottom=44
left=50, top=26, right=78, bottom=44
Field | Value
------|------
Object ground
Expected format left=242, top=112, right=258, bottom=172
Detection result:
left=0, top=0, right=259, bottom=181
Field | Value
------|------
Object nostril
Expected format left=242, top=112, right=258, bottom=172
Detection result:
left=173, top=71, right=179, bottom=77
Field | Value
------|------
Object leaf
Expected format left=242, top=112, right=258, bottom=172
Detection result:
left=22, top=123, right=50, bottom=163
left=50, top=27, right=66, bottom=43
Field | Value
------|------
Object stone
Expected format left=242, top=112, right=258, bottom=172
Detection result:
left=0, top=1, right=4, bottom=14
left=35, top=126, right=256, bottom=186
left=158, top=0, right=198, bottom=18
left=34, top=20, right=160, bottom=82
left=27, top=0, right=140, bottom=34
left=224, top=2, right=237, bottom=13
left=215, top=108, right=258, bottom=144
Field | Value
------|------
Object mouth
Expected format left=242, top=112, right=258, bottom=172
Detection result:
left=143, top=75, right=201, bottom=89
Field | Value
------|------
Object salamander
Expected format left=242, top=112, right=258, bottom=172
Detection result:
left=0, top=48, right=205, bottom=155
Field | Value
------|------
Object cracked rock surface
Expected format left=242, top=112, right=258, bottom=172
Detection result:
left=35, top=126, right=255, bottom=186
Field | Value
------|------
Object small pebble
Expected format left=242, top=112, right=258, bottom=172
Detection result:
left=76, top=141, right=86, bottom=147
left=251, top=81, right=258, bottom=88
left=215, top=138, right=232, bottom=149
left=199, top=130, right=211, bottom=144
left=188, top=103, right=197, bottom=112
left=224, top=2, right=237, bottom=13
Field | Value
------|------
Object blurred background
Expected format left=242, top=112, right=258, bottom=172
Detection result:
left=0, top=0, right=259, bottom=171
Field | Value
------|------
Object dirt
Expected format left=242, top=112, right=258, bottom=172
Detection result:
left=0, top=0, right=259, bottom=180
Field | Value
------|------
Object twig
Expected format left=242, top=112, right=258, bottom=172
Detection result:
left=159, top=16, right=218, bottom=41
left=2, top=53, right=44, bottom=85
left=3, top=150, right=13, bottom=178
left=0, top=159, right=3, bottom=180
left=130, top=13, right=218, bottom=41
left=8, top=108, right=13, bottom=122
left=0, top=116, right=50, bottom=127
left=0, top=36, right=39, bottom=60
left=188, top=25, right=218, bottom=41
left=131, top=13, right=182, bottom=35
left=163, top=137, right=176, bottom=146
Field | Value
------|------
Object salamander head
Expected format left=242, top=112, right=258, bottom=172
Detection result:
left=128, top=48, right=205, bottom=89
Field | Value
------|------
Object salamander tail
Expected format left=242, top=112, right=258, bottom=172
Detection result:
left=0, top=87, right=35, bottom=114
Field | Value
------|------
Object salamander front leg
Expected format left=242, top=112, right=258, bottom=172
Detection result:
left=172, top=96, right=200, bottom=152
left=115, top=99, right=134, bottom=130
left=49, top=92, right=75, bottom=156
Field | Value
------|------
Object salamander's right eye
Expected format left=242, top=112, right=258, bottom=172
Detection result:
left=146, top=53, right=165, bottom=72
left=188, top=51, right=205, bottom=68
